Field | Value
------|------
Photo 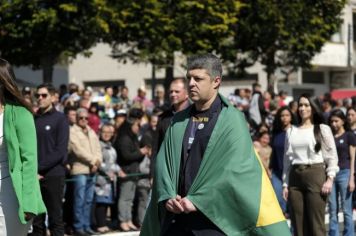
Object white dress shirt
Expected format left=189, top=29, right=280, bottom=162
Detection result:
left=282, top=124, right=339, bottom=187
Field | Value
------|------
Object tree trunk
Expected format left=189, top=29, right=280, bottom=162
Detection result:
left=267, top=72, right=279, bottom=94
left=40, top=55, right=55, bottom=84
left=164, top=53, right=174, bottom=101
left=151, top=64, right=156, bottom=100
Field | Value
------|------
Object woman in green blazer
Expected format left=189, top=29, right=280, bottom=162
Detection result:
left=0, top=58, right=46, bottom=235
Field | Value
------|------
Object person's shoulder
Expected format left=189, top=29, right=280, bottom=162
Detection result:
left=53, top=109, right=68, bottom=120
left=172, top=105, right=191, bottom=121
left=70, top=124, right=81, bottom=133
left=253, top=140, right=261, bottom=147
left=159, top=108, right=174, bottom=119
left=289, top=125, right=298, bottom=130
left=320, top=124, right=332, bottom=131
left=345, top=130, right=356, bottom=141
left=87, top=126, right=98, bottom=136
left=99, top=140, right=107, bottom=148
left=8, top=103, right=32, bottom=116
left=224, top=104, right=245, bottom=119
left=285, top=125, right=297, bottom=136
left=319, top=124, right=333, bottom=136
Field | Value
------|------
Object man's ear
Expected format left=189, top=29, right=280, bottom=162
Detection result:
left=213, top=76, right=221, bottom=89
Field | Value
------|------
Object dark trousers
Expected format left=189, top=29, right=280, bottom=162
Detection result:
left=162, top=211, right=225, bottom=236
left=95, top=203, right=109, bottom=227
left=63, top=179, right=74, bottom=232
left=288, top=164, right=327, bottom=236
left=32, top=176, right=65, bottom=236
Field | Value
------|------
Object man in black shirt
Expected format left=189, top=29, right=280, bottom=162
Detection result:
left=162, top=54, right=225, bottom=235
left=141, top=54, right=290, bottom=236
left=32, top=84, right=69, bottom=236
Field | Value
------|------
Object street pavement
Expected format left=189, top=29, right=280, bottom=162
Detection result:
left=82, top=212, right=356, bottom=236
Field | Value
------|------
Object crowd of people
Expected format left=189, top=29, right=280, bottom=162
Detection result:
left=19, top=78, right=190, bottom=236
left=228, top=85, right=356, bottom=235
left=1, top=54, right=356, bottom=235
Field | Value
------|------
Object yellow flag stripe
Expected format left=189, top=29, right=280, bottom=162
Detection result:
left=254, top=149, right=286, bottom=227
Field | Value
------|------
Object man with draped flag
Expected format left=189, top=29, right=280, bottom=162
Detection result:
left=141, top=54, right=290, bottom=235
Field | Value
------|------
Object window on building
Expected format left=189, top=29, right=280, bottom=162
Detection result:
left=144, top=78, right=165, bottom=88
left=302, top=70, right=324, bottom=84
left=225, top=71, right=258, bottom=81
left=84, top=80, right=125, bottom=92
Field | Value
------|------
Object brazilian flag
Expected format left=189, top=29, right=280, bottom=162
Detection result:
left=141, top=94, right=291, bottom=236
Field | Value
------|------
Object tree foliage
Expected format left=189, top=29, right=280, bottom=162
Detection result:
left=225, top=0, right=346, bottom=87
left=110, top=0, right=346, bottom=89
left=0, top=0, right=347, bottom=87
left=0, top=0, right=115, bottom=82
left=110, top=0, right=241, bottom=66
left=108, top=0, right=241, bottom=91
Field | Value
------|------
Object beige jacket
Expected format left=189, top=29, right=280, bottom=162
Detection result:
left=68, top=124, right=102, bottom=175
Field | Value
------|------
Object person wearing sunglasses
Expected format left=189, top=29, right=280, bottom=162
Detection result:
left=68, top=108, right=102, bottom=236
left=0, top=58, right=46, bottom=235
left=32, top=83, right=69, bottom=236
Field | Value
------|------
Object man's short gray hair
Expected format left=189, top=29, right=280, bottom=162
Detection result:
left=76, top=108, right=88, bottom=117
left=187, top=53, right=222, bottom=79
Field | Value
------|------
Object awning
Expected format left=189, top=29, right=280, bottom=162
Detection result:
left=331, top=89, right=356, bottom=100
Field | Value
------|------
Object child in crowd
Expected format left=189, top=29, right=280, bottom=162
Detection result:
left=253, top=131, right=272, bottom=177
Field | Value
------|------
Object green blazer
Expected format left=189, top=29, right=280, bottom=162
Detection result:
left=4, top=102, right=46, bottom=224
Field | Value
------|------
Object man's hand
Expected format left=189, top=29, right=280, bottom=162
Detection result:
left=24, top=212, right=36, bottom=221
left=165, top=195, right=184, bottom=214
left=140, top=146, right=150, bottom=156
left=118, top=170, right=127, bottom=178
left=282, top=187, right=288, bottom=201
left=349, top=175, right=355, bottom=192
left=90, top=165, right=98, bottom=173
left=180, top=197, right=197, bottom=213
left=38, top=175, right=44, bottom=180
left=95, top=159, right=101, bottom=167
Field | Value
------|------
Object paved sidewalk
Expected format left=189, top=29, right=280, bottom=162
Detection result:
left=97, top=232, right=139, bottom=236
left=97, top=211, right=356, bottom=236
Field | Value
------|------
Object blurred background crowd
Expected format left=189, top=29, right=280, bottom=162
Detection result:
left=21, top=79, right=356, bottom=235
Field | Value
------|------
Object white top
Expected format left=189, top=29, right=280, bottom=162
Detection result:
left=0, top=113, right=10, bottom=179
left=282, top=124, right=339, bottom=187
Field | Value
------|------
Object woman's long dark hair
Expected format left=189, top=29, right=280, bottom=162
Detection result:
left=0, top=58, right=33, bottom=113
left=329, top=109, right=349, bottom=132
left=272, top=106, right=296, bottom=136
left=297, top=93, right=325, bottom=153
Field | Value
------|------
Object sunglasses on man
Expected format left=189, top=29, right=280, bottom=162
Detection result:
left=78, top=116, right=88, bottom=121
left=35, top=93, right=49, bottom=99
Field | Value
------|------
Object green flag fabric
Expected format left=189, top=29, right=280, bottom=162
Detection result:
left=141, top=94, right=291, bottom=236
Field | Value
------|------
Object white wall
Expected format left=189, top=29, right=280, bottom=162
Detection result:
left=68, top=43, right=166, bottom=94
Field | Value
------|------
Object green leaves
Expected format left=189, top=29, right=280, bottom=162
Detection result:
left=109, top=0, right=242, bottom=66
left=0, top=0, right=346, bottom=84
left=0, top=0, right=116, bottom=82
left=59, top=3, right=78, bottom=13
left=229, top=0, right=346, bottom=82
